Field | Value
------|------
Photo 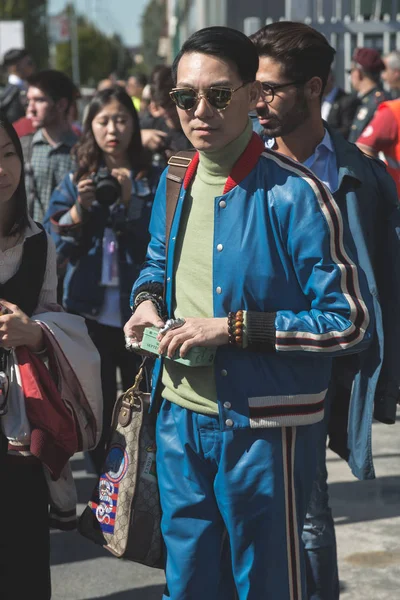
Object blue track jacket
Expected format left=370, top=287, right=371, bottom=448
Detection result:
left=132, top=133, right=374, bottom=447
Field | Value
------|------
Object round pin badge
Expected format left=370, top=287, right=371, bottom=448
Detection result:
left=104, top=444, right=129, bottom=483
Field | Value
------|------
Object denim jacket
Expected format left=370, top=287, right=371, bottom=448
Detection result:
left=44, top=168, right=159, bottom=324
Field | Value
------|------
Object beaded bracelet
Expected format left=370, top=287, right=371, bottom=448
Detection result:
left=228, top=310, right=244, bottom=348
left=133, top=291, right=165, bottom=317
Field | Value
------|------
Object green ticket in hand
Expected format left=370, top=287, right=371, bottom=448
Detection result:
left=141, top=327, right=216, bottom=367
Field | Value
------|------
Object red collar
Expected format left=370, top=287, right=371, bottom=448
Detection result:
left=183, top=132, right=265, bottom=194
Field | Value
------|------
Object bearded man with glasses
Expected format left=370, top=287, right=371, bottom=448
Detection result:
left=124, top=26, right=375, bottom=600
left=250, top=21, right=400, bottom=600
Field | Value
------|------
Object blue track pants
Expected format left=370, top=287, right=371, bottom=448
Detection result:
left=157, top=400, right=322, bottom=600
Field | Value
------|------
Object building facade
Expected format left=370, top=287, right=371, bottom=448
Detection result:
left=167, top=0, right=400, bottom=89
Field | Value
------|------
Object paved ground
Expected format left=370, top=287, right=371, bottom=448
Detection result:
left=332, top=410, right=400, bottom=599
left=51, top=409, right=400, bottom=599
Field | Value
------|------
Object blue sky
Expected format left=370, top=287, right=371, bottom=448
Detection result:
left=48, top=0, right=149, bottom=46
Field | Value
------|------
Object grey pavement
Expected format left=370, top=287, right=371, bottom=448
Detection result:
left=332, top=409, right=400, bottom=599
left=51, top=410, right=400, bottom=599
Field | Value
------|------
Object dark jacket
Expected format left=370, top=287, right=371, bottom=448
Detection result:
left=327, top=126, right=400, bottom=479
left=0, top=83, right=26, bottom=123
left=254, top=119, right=400, bottom=480
left=44, top=168, right=160, bottom=324
left=348, top=86, right=389, bottom=143
left=326, top=88, right=360, bottom=140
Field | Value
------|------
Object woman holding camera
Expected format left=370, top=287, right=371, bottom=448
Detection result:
left=45, top=87, right=160, bottom=473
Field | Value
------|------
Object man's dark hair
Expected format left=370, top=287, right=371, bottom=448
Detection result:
left=150, top=66, right=174, bottom=108
left=27, top=70, right=78, bottom=112
left=354, top=65, right=381, bottom=85
left=250, top=22, right=335, bottom=94
left=2, top=48, right=29, bottom=68
left=359, top=68, right=381, bottom=84
left=132, top=73, right=148, bottom=88
left=0, top=112, right=29, bottom=235
left=172, top=26, right=259, bottom=85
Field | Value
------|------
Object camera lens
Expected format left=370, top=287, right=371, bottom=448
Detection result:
left=93, top=169, right=121, bottom=206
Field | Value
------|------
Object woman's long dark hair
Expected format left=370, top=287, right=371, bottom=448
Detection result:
left=73, top=86, right=150, bottom=182
left=0, top=113, right=29, bottom=236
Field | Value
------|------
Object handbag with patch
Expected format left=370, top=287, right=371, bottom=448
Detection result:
left=78, top=361, right=163, bottom=568
left=78, top=150, right=196, bottom=567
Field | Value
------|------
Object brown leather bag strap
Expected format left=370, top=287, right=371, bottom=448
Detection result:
left=165, top=150, right=195, bottom=249
left=164, top=150, right=196, bottom=297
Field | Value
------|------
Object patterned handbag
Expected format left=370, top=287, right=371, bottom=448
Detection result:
left=78, top=362, right=164, bottom=568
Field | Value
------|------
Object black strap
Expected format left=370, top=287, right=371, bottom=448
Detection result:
left=164, top=150, right=196, bottom=298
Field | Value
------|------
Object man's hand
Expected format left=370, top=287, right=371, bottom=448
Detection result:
left=123, top=301, right=165, bottom=345
left=141, top=129, right=168, bottom=151
left=0, top=300, right=44, bottom=352
left=158, top=317, right=229, bottom=359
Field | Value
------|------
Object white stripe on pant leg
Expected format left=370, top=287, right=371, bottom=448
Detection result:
left=291, top=427, right=302, bottom=599
left=282, top=428, right=294, bottom=600
left=282, top=426, right=302, bottom=600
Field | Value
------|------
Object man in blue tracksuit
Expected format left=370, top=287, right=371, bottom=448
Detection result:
left=250, top=21, right=400, bottom=600
left=124, top=26, right=375, bottom=600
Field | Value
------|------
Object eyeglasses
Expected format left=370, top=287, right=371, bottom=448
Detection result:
left=169, top=83, right=247, bottom=111
left=260, top=80, right=307, bottom=104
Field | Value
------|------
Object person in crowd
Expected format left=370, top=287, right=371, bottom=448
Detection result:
left=68, top=94, right=83, bottom=137
left=140, top=65, right=192, bottom=167
left=97, top=78, right=114, bottom=91
left=250, top=21, right=400, bottom=600
left=382, top=50, right=400, bottom=99
left=140, top=82, right=152, bottom=114
left=356, top=96, right=400, bottom=196
left=124, top=26, right=374, bottom=599
left=21, top=70, right=79, bottom=222
left=45, top=86, right=159, bottom=474
left=322, top=70, right=359, bottom=139
left=126, top=73, right=147, bottom=113
left=347, top=47, right=388, bottom=143
left=139, top=67, right=171, bottom=153
left=0, top=48, right=35, bottom=123
left=0, top=115, right=102, bottom=599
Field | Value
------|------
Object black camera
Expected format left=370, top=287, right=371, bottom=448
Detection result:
left=91, top=167, right=121, bottom=207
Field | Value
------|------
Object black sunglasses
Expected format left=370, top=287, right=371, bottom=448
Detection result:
left=169, top=83, right=247, bottom=111
left=260, top=80, right=307, bottom=104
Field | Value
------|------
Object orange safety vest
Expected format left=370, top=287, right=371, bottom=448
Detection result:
left=377, top=99, right=400, bottom=197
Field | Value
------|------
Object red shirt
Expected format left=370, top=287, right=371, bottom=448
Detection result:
left=356, top=105, right=398, bottom=151
left=13, top=116, right=35, bottom=138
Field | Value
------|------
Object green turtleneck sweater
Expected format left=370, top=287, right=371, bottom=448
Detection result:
left=162, top=119, right=253, bottom=414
